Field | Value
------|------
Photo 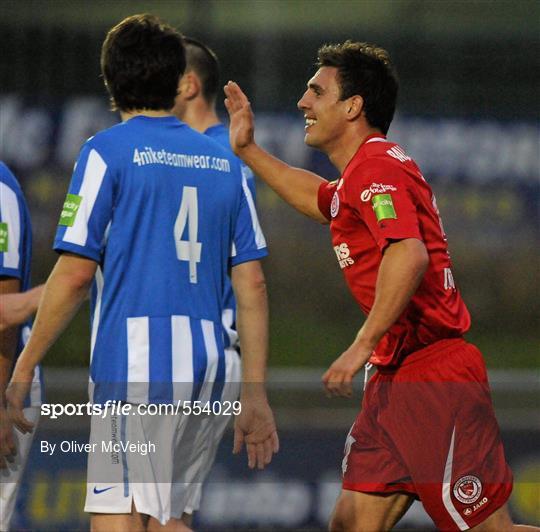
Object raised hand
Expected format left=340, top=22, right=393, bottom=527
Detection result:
left=224, top=81, right=255, bottom=154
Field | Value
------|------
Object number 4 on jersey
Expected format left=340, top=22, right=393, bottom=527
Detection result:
left=174, top=186, right=202, bottom=284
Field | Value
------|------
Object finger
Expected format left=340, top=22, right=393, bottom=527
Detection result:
left=256, top=442, right=266, bottom=470
left=263, top=438, right=273, bottom=465
left=246, top=442, right=256, bottom=469
left=272, top=431, right=280, bottom=454
left=11, top=410, right=34, bottom=434
left=232, top=426, right=244, bottom=454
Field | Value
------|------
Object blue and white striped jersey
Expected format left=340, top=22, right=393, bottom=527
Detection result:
left=53, top=116, right=267, bottom=404
left=204, top=123, right=260, bottom=350
left=0, top=161, right=43, bottom=406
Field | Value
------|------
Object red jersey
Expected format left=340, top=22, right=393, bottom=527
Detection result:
left=317, top=134, right=471, bottom=366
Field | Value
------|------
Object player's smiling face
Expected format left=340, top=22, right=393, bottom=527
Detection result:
left=297, top=67, right=349, bottom=153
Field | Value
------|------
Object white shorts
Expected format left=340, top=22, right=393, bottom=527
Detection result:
left=0, top=407, right=40, bottom=532
left=85, top=348, right=241, bottom=524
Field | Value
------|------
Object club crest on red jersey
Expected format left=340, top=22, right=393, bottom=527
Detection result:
left=331, top=191, right=340, bottom=217
left=453, top=475, right=482, bottom=504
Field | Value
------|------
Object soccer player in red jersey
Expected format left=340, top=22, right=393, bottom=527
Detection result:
left=224, top=42, right=538, bottom=531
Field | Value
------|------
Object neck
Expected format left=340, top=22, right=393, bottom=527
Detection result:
left=120, top=109, right=172, bottom=122
left=179, top=99, right=220, bottom=133
left=327, top=126, right=383, bottom=173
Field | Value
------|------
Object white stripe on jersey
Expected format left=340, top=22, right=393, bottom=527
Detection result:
left=241, top=176, right=266, bottom=249
left=365, top=137, right=388, bottom=143
left=171, top=315, right=194, bottom=403
left=126, top=317, right=150, bottom=403
left=89, top=267, right=105, bottom=380
left=0, top=181, right=21, bottom=269
left=442, top=426, right=468, bottom=530
left=222, top=308, right=238, bottom=348
left=199, top=320, right=219, bottom=403
left=63, top=148, right=107, bottom=246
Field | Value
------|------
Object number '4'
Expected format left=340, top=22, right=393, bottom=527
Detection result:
left=174, top=186, right=202, bottom=284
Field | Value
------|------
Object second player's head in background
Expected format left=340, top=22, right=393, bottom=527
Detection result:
left=101, top=14, right=186, bottom=113
left=173, top=37, right=221, bottom=130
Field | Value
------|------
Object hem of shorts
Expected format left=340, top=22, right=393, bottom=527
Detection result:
left=342, top=481, right=418, bottom=497
left=84, top=503, right=132, bottom=515
left=455, top=483, right=513, bottom=531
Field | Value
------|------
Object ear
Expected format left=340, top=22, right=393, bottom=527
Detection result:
left=178, top=71, right=200, bottom=101
left=345, top=95, right=364, bottom=121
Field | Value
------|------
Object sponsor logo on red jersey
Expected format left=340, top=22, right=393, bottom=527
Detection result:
left=360, top=182, right=397, bottom=202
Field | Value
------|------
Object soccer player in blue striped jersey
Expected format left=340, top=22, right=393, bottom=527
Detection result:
left=7, top=15, right=277, bottom=532
left=172, top=37, right=266, bottom=526
left=0, top=162, right=43, bottom=531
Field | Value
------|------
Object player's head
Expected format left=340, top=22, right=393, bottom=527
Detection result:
left=101, top=14, right=186, bottom=112
left=298, top=41, right=398, bottom=151
left=173, top=37, right=220, bottom=119
left=318, top=41, right=398, bottom=134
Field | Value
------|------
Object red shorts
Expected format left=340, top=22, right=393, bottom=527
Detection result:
left=342, top=338, right=513, bottom=531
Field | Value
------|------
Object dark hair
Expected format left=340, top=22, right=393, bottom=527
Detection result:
left=101, top=14, right=186, bottom=112
left=317, top=41, right=398, bottom=134
left=183, top=37, right=220, bottom=105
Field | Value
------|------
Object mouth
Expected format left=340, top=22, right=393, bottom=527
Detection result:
left=304, top=117, right=317, bottom=130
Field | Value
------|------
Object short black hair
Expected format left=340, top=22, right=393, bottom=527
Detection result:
left=101, top=14, right=186, bottom=112
left=317, top=41, right=398, bottom=134
left=183, top=37, right=220, bottom=105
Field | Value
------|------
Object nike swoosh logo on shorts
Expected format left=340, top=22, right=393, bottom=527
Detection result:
left=93, top=486, right=114, bottom=494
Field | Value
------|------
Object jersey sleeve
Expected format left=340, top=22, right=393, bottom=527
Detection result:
left=230, top=173, right=268, bottom=267
left=317, top=179, right=338, bottom=221
left=0, top=179, right=24, bottom=278
left=53, top=143, right=115, bottom=262
left=348, top=159, right=422, bottom=251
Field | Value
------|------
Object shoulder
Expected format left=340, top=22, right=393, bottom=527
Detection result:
left=348, top=140, right=416, bottom=184
left=0, top=162, right=24, bottom=197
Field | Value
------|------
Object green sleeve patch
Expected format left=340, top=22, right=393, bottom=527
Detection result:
left=0, top=222, right=8, bottom=252
left=372, top=194, right=397, bottom=222
left=59, top=194, right=82, bottom=227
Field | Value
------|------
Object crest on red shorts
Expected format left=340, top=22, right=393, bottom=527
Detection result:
left=453, top=475, right=482, bottom=504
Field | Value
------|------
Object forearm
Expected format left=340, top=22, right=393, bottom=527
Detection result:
left=0, top=285, right=43, bottom=330
left=238, top=143, right=328, bottom=223
left=0, top=278, right=21, bottom=405
left=12, top=259, right=93, bottom=377
left=355, top=238, right=428, bottom=351
left=232, top=261, right=269, bottom=384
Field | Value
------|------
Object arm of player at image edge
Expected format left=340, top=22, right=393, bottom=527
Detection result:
left=0, top=277, right=22, bottom=468
left=231, top=259, right=279, bottom=470
left=5, top=253, right=96, bottom=433
left=224, top=80, right=328, bottom=224
left=322, top=238, right=429, bottom=397
left=0, top=284, right=44, bottom=331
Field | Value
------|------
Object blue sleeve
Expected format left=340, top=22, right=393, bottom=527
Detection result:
left=0, top=179, right=25, bottom=278
left=230, top=173, right=267, bottom=267
left=53, top=143, right=115, bottom=263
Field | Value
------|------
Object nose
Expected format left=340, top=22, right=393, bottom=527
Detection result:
left=297, top=90, right=309, bottom=111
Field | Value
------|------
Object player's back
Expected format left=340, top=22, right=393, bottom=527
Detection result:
left=54, top=116, right=250, bottom=403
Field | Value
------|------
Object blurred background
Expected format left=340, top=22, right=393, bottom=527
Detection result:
left=1, top=0, right=539, bottom=530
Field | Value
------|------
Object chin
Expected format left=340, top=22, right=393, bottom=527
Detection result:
left=304, top=134, right=320, bottom=148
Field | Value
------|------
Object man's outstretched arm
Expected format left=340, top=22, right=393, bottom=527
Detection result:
left=0, top=285, right=44, bottom=332
left=323, top=238, right=429, bottom=397
left=6, top=254, right=96, bottom=432
left=224, top=81, right=328, bottom=224
left=231, top=259, right=279, bottom=469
